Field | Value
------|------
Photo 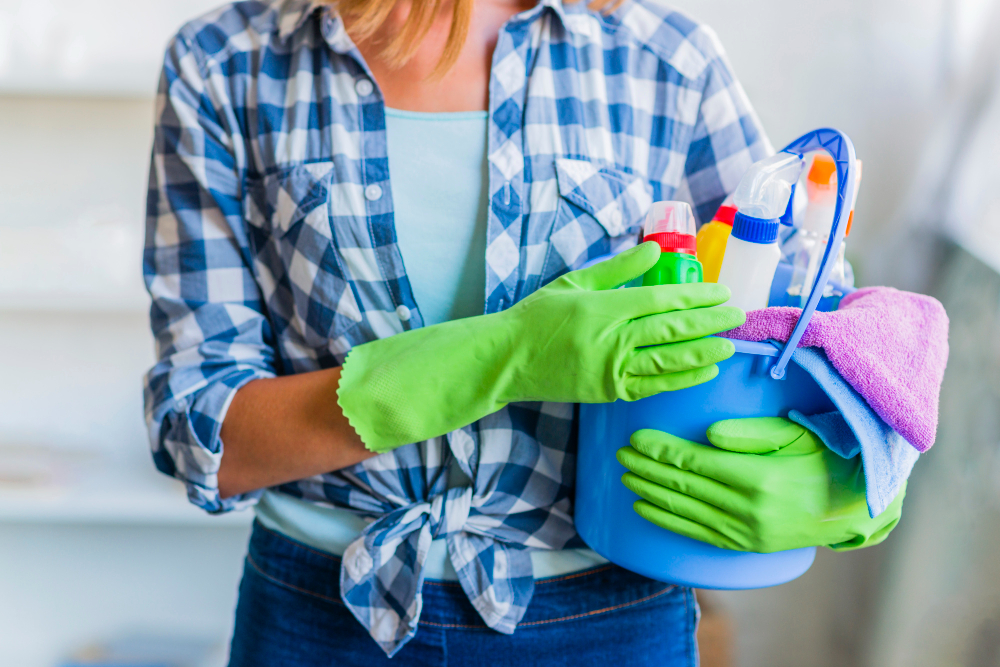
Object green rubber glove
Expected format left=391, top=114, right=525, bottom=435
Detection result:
left=338, top=241, right=745, bottom=453
left=616, top=418, right=905, bottom=553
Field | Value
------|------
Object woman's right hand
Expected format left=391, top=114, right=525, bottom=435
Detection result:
left=338, top=241, right=745, bottom=453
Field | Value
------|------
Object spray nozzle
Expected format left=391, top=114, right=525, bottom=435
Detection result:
left=733, top=152, right=805, bottom=220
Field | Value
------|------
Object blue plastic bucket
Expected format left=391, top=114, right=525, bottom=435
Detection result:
left=575, top=129, right=859, bottom=589
left=577, top=340, right=834, bottom=588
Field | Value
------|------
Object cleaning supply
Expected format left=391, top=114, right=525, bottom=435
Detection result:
left=716, top=153, right=805, bottom=311
left=720, top=286, right=950, bottom=453
left=641, top=201, right=703, bottom=286
left=616, top=418, right=906, bottom=553
left=786, top=156, right=863, bottom=307
left=575, top=129, right=865, bottom=589
left=696, top=204, right=737, bottom=283
left=338, top=242, right=744, bottom=453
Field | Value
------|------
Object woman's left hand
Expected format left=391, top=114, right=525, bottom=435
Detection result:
left=616, top=418, right=905, bottom=553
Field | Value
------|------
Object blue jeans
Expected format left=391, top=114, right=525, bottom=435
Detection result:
left=229, top=521, right=699, bottom=666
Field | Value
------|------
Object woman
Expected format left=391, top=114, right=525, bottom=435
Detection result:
left=144, top=1, right=902, bottom=664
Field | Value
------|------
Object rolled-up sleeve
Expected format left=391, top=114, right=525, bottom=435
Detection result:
left=143, top=32, right=275, bottom=513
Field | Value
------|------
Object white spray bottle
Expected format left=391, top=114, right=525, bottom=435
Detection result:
left=717, top=153, right=805, bottom=312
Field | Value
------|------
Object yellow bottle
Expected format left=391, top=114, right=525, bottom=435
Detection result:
left=696, top=204, right=737, bottom=283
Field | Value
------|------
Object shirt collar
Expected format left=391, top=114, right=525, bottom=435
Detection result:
left=276, top=0, right=582, bottom=42
left=277, top=0, right=325, bottom=41
left=510, top=0, right=582, bottom=35
left=533, top=0, right=569, bottom=25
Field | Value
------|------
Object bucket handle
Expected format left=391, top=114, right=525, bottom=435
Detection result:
left=769, top=129, right=858, bottom=380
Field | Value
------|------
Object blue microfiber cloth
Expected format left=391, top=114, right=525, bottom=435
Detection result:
left=787, top=347, right=919, bottom=518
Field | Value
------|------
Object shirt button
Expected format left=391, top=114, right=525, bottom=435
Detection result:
left=396, top=305, right=411, bottom=321
left=355, top=78, right=374, bottom=97
left=364, top=184, right=383, bottom=201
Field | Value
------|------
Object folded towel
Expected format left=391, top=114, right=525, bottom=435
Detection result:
left=722, top=287, right=949, bottom=452
left=786, top=347, right=919, bottom=517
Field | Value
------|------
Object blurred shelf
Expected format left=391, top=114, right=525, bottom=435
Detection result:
left=0, top=448, right=253, bottom=527
left=0, top=487, right=254, bottom=527
left=0, top=221, right=150, bottom=314
left=0, top=68, right=160, bottom=99
left=0, top=292, right=149, bottom=313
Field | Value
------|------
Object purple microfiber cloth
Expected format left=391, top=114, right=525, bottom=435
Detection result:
left=721, top=286, right=949, bottom=452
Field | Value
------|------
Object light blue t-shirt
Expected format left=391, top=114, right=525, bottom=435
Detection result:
left=255, top=109, right=607, bottom=580
left=386, top=108, right=489, bottom=326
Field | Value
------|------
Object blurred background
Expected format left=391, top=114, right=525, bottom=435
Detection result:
left=1, top=0, right=998, bottom=665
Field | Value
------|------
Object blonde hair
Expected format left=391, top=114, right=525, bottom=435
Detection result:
left=333, top=0, right=624, bottom=76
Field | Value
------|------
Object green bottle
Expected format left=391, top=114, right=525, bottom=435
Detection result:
left=641, top=201, right=704, bottom=286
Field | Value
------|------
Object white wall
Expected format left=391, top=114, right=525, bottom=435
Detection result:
left=0, top=0, right=224, bottom=94
left=670, top=0, right=950, bottom=279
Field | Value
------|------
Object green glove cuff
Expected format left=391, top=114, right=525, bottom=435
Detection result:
left=337, top=339, right=409, bottom=454
left=337, top=313, right=511, bottom=453
left=827, top=481, right=906, bottom=551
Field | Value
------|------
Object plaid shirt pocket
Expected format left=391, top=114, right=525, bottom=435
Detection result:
left=244, top=162, right=362, bottom=367
left=543, top=159, right=653, bottom=281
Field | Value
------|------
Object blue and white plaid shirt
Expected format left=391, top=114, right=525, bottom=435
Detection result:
left=144, top=0, right=769, bottom=655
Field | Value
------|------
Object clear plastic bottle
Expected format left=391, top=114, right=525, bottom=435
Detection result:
left=717, top=153, right=804, bottom=312
left=641, top=201, right=703, bottom=286
left=785, top=156, right=862, bottom=307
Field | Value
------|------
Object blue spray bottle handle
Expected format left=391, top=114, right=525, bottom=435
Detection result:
left=770, top=129, right=858, bottom=380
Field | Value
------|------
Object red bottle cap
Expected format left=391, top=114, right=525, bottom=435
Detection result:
left=713, top=204, right=737, bottom=226
left=643, top=232, right=698, bottom=255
